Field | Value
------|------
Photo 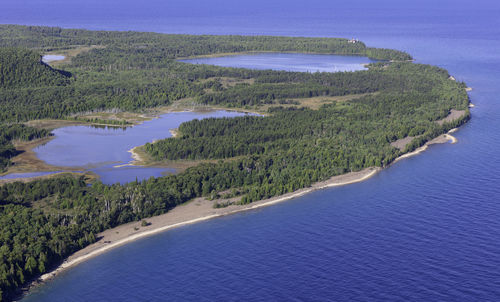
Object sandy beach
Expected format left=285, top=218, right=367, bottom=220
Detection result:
left=39, top=167, right=380, bottom=283
left=128, top=146, right=143, bottom=163
left=394, top=129, right=457, bottom=162
left=34, top=128, right=461, bottom=286
left=169, top=128, right=179, bottom=137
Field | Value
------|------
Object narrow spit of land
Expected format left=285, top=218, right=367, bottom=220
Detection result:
left=0, top=26, right=471, bottom=302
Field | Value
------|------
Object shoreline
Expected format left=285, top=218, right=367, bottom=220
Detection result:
left=112, top=146, right=144, bottom=168
left=28, top=128, right=460, bottom=293
left=169, top=128, right=178, bottom=138
left=5, top=106, right=258, bottom=180
left=36, top=167, right=380, bottom=285
left=393, top=130, right=457, bottom=163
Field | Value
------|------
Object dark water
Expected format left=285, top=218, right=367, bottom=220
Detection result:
left=32, top=111, right=249, bottom=185
left=179, top=53, right=375, bottom=72
left=11, top=0, right=500, bottom=301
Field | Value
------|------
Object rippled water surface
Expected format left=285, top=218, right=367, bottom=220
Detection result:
left=8, top=0, right=500, bottom=301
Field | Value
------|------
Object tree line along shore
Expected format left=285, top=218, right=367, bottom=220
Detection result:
left=0, top=25, right=469, bottom=301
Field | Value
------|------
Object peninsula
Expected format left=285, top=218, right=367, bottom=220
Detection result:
left=0, top=25, right=469, bottom=301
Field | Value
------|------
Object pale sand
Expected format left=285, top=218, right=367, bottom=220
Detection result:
left=169, top=128, right=179, bottom=138
left=390, top=110, right=463, bottom=151
left=112, top=146, right=143, bottom=168
left=116, top=132, right=174, bottom=167
left=129, top=146, right=143, bottom=163
left=35, top=128, right=460, bottom=286
left=394, top=129, right=457, bottom=162
left=39, top=167, right=379, bottom=283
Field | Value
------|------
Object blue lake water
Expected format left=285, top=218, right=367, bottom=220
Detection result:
left=32, top=111, right=250, bottom=185
left=0, top=171, right=66, bottom=180
left=179, top=53, right=375, bottom=72
left=41, top=55, right=65, bottom=63
left=9, top=0, right=500, bottom=301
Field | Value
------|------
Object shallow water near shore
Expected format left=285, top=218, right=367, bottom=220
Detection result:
left=12, top=0, right=500, bottom=301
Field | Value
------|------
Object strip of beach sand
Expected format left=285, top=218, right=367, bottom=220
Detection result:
left=39, top=167, right=379, bottom=281
left=35, top=129, right=458, bottom=286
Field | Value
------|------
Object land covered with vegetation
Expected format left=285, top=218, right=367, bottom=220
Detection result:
left=0, top=25, right=469, bottom=301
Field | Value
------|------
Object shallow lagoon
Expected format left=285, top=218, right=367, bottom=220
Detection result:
left=179, top=52, right=376, bottom=72
left=33, top=111, right=250, bottom=184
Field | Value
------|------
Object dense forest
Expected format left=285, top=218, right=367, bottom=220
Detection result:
left=0, top=48, right=70, bottom=89
left=0, top=25, right=468, bottom=301
left=0, top=25, right=411, bottom=61
left=0, top=25, right=411, bottom=123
